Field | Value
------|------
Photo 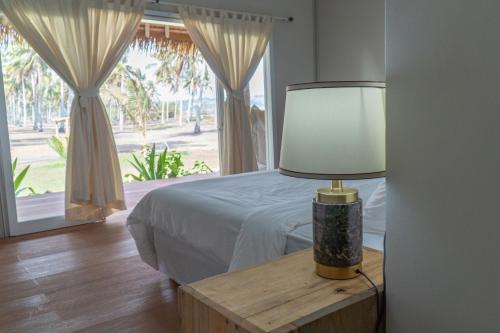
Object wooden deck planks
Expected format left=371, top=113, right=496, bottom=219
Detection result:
left=0, top=175, right=225, bottom=332
left=15, top=173, right=218, bottom=222
left=0, top=220, right=180, bottom=332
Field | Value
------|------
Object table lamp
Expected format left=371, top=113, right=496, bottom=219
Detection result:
left=279, top=81, right=385, bottom=279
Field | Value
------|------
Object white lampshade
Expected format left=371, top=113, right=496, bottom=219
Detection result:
left=279, top=82, right=385, bottom=180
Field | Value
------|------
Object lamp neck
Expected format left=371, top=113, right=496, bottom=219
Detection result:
left=331, top=180, right=343, bottom=192
left=316, top=179, right=358, bottom=204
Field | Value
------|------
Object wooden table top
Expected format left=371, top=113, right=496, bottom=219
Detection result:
left=181, top=248, right=384, bottom=333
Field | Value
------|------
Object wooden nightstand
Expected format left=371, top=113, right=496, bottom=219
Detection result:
left=178, top=248, right=384, bottom=333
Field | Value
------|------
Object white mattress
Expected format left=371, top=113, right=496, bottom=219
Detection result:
left=127, top=170, right=384, bottom=284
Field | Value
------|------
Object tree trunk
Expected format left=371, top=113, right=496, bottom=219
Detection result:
left=161, top=101, right=165, bottom=124
left=179, top=100, right=183, bottom=126
left=187, top=96, right=193, bottom=123
left=17, top=96, right=21, bottom=126
left=141, top=109, right=147, bottom=141
left=66, top=89, right=72, bottom=117
left=174, top=100, right=178, bottom=122
left=59, top=78, right=64, bottom=118
left=187, top=81, right=195, bottom=122
left=22, top=78, right=27, bottom=127
left=37, top=73, right=45, bottom=132
left=166, top=101, right=170, bottom=122
left=37, top=96, right=43, bottom=131
left=31, top=72, right=39, bottom=131
left=119, top=73, right=126, bottom=131
left=8, top=97, right=12, bottom=124
left=194, top=89, right=203, bottom=134
left=119, top=106, right=124, bottom=131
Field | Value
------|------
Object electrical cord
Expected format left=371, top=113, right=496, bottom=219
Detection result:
left=380, top=233, right=386, bottom=333
left=356, top=233, right=387, bottom=333
left=356, top=269, right=380, bottom=333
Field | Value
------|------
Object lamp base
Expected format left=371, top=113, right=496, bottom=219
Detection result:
left=313, top=183, right=363, bottom=280
left=316, top=262, right=362, bottom=280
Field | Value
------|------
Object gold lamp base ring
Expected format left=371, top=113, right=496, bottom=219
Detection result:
left=316, top=262, right=362, bottom=280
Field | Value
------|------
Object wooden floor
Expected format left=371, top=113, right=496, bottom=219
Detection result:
left=0, top=175, right=219, bottom=332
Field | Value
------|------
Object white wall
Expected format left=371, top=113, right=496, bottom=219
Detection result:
left=170, top=0, right=316, bottom=165
left=316, top=0, right=385, bottom=82
left=0, top=195, right=5, bottom=238
left=387, top=0, right=500, bottom=331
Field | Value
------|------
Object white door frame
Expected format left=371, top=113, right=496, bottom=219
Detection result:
left=262, top=45, right=275, bottom=169
left=0, top=52, right=16, bottom=238
left=0, top=49, right=90, bottom=236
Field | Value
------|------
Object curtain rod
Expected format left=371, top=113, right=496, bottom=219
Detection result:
left=148, top=0, right=294, bottom=22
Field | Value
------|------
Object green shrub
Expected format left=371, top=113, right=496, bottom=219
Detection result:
left=127, top=144, right=167, bottom=181
left=12, top=158, right=36, bottom=196
left=189, top=161, right=213, bottom=175
left=126, top=144, right=212, bottom=182
left=166, top=150, right=185, bottom=178
left=47, top=136, right=68, bottom=159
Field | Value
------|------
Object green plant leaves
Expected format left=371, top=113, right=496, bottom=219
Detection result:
left=47, top=136, right=68, bottom=159
left=11, top=158, right=36, bottom=196
left=12, top=157, right=17, bottom=173
left=126, top=143, right=212, bottom=182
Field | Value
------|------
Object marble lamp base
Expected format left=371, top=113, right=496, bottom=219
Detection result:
left=312, top=198, right=363, bottom=280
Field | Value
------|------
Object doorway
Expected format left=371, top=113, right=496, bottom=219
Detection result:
left=0, top=16, right=273, bottom=236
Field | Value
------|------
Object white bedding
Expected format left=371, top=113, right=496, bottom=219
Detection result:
left=127, top=170, right=384, bottom=283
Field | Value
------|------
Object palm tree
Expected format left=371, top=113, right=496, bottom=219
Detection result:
left=154, top=49, right=189, bottom=92
left=154, top=50, right=187, bottom=126
left=59, top=78, right=65, bottom=118
left=154, top=49, right=212, bottom=133
left=4, top=42, right=70, bottom=132
left=105, top=60, right=126, bottom=119
left=42, top=72, right=62, bottom=124
left=103, top=62, right=159, bottom=140
left=180, top=53, right=212, bottom=133
left=4, top=43, right=48, bottom=131
left=3, top=44, right=30, bottom=127
left=125, top=67, right=159, bottom=140
left=189, top=62, right=212, bottom=134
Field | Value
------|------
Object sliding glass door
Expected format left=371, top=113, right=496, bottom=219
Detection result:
left=215, top=47, right=274, bottom=172
left=0, top=30, right=92, bottom=235
left=0, top=12, right=274, bottom=237
left=248, top=51, right=274, bottom=170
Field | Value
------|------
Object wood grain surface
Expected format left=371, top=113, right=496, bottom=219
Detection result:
left=180, top=248, right=383, bottom=333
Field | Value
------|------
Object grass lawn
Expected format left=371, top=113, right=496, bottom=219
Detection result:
left=21, top=159, right=67, bottom=195
left=11, top=121, right=220, bottom=197
left=18, top=150, right=203, bottom=196
left=20, top=152, right=139, bottom=195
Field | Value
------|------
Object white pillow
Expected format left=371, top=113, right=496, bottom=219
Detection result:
left=363, top=181, right=386, bottom=235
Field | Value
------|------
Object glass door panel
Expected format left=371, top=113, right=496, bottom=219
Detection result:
left=249, top=52, right=273, bottom=170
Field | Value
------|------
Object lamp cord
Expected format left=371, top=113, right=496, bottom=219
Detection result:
left=356, top=233, right=386, bottom=333
left=356, top=269, right=380, bottom=333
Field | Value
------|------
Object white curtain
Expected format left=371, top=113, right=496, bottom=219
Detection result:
left=0, top=0, right=145, bottom=221
left=179, top=6, right=272, bottom=175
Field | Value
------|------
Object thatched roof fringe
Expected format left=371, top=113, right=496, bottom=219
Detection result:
left=134, top=23, right=196, bottom=58
left=0, top=22, right=197, bottom=58
left=131, top=37, right=197, bottom=58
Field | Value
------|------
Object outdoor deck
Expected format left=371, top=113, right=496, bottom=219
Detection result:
left=16, top=173, right=219, bottom=223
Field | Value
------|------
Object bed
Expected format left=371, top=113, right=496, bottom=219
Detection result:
left=127, top=170, right=385, bottom=284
